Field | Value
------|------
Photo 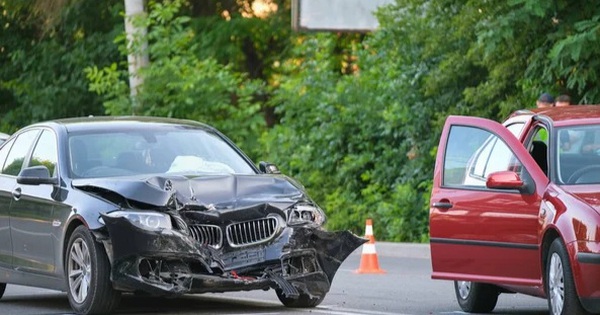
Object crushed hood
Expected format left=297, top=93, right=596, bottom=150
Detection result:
left=72, top=174, right=307, bottom=209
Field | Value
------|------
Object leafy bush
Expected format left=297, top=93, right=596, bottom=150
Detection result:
left=5, top=0, right=600, bottom=243
left=261, top=0, right=600, bottom=242
left=262, top=31, right=433, bottom=241
left=0, top=1, right=122, bottom=132
left=85, top=0, right=265, bottom=157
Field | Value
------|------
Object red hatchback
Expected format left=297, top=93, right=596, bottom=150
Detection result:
left=430, top=106, right=600, bottom=315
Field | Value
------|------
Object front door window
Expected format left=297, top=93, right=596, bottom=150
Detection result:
left=3, top=130, right=40, bottom=176
left=443, top=126, right=526, bottom=188
left=28, top=130, right=58, bottom=177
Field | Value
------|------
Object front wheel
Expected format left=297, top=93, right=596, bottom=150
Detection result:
left=546, top=238, right=588, bottom=315
left=454, top=280, right=498, bottom=313
left=66, top=225, right=121, bottom=315
left=276, top=289, right=325, bottom=308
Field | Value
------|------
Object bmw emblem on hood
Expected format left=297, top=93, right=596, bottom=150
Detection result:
left=164, top=179, right=173, bottom=191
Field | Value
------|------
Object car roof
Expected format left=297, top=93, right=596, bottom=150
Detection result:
left=29, top=116, right=216, bottom=133
left=512, top=105, right=600, bottom=127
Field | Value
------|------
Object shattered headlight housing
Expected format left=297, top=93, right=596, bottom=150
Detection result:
left=103, top=210, right=172, bottom=230
left=287, top=204, right=326, bottom=227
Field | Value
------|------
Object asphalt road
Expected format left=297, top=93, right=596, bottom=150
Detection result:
left=1, top=242, right=550, bottom=315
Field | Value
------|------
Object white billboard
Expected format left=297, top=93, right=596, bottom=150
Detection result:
left=292, top=0, right=395, bottom=32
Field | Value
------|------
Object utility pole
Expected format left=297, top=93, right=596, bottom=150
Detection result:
left=124, top=0, right=149, bottom=106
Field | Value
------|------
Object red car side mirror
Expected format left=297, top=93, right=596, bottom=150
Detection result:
left=486, top=171, right=524, bottom=189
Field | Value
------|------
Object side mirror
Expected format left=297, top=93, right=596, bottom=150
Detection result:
left=258, top=161, right=281, bottom=174
left=486, top=171, right=524, bottom=190
left=17, top=165, right=58, bottom=185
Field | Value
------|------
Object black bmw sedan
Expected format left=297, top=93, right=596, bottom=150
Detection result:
left=0, top=116, right=364, bottom=314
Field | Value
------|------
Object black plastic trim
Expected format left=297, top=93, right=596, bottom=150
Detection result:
left=430, top=238, right=538, bottom=250
left=576, top=252, right=600, bottom=265
left=580, top=297, right=600, bottom=313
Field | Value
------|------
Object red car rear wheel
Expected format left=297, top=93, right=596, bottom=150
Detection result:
left=454, top=280, right=498, bottom=313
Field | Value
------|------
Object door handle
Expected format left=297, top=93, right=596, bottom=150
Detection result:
left=432, top=201, right=453, bottom=209
left=12, top=187, right=21, bottom=200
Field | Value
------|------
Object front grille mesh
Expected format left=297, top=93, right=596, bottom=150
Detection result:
left=226, top=217, right=279, bottom=247
left=188, top=224, right=222, bottom=249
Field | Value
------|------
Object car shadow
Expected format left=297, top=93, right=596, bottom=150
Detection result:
left=116, top=294, right=289, bottom=314
left=1, top=292, right=72, bottom=313
left=463, top=308, right=548, bottom=315
left=1, top=292, right=294, bottom=314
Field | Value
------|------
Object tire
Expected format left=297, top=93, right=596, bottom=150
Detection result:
left=546, top=238, right=588, bottom=315
left=0, top=282, right=5, bottom=299
left=454, top=280, right=498, bottom=313
left=276, top=289, right=325, bottom=308
left=66, top=226, right=121, bottom=315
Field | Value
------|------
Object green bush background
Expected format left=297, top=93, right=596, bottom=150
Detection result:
left=2, top=0, right=600, bottom=241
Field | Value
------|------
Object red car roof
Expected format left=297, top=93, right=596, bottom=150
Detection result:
left=513, top=105, right=600, bottom=127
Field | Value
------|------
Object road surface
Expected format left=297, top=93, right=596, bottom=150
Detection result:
left=1, top=242, right=549, bottom=314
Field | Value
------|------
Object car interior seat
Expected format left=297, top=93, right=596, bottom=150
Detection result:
left=530, top=141, right=548, bottom=176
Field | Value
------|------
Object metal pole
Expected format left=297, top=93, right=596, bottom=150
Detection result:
left=124, top=0, right=149, bottom=109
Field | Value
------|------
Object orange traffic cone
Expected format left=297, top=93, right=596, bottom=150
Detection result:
left=354, top=219, right=386, bottom=274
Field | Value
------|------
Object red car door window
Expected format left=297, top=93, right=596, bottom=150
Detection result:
left=443, top=125, right=524, bottom=188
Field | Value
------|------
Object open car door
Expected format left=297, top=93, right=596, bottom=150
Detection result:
left=430, top=115, right=548, bottom=286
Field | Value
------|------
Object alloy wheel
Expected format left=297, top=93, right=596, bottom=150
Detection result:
left=68, top=238, right=92, bottom=304
left=457, top=281, right=471, bottom=300
left=548, top=252, right=565, bottom=315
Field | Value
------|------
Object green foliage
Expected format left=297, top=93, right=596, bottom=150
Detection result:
left=86, top=0, right=265, bottom=157
left=29, top=158, right=56, bottom=177
left=5, top=0, right=600, bottom=242
left=548, top=12, right=600, bottom=102
left=262, top=30, right=432, bottom=241
left=3, top=157, right=24, bottom=176
left=85, top=63, right=130, bottom=113
left=262, top=0, right=600, bottom=242
left=186, top=2, right=296, bottom=128
left=0, top=0, right=122, bottom=133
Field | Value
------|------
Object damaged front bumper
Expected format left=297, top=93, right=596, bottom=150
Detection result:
left=98, top=215, right=366, bottom=300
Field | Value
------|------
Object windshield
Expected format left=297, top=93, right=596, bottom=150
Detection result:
left=69, top=127, right=255, bottom=178
left=556, top=124, right=600, bottom=184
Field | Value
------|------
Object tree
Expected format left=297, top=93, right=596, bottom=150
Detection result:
left=86, top=0, right=266, bottom=157
left=0, top=0, right=122, bottom=132
left=4, top=0, right=600, bottom=242
left=262, top=0, right=600, bottom=241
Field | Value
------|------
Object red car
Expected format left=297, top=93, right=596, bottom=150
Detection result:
left=430, top=106, right=600, bottom=315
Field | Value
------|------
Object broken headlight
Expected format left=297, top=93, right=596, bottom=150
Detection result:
left=287, top=204, right=326, bottom=227
left=104, top=210, right=172, bottom=230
